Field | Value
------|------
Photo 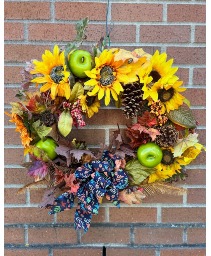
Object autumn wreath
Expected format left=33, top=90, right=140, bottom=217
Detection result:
left=6, top=18, right=205, bottom=233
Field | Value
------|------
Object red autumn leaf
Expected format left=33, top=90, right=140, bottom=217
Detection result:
left=64, top=173, right=79, bottom=193
left=125, top=127, right=151, bottom=149
left=145, top=128, right=161, bottom=141
left=138, top=111, right=158, bottom=127
left=118, top=190, right=145, bottom=205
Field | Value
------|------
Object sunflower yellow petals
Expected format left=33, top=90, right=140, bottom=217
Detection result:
left=112, top=80, right=123, bottom=94
left=31, top=76, right=47, bottom=84
left=98, top=87, right=105, bottom=100
left=105, top=88, right=111, bottom=106
left=111, top=89, right=118, bottom=101
left=87, top=85, right=100, bottom=96
left=84, top=79, right=98, bottom=87
left=84, top=70, right=97, bottom=79
left=50, top=83, right=58, bottom=100
left=40, top=83, right=52, bottom=93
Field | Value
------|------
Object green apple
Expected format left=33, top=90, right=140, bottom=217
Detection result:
left=137, top=142, right=163, bottom=168
left=33, top=138, right=57, bottom=161
left=68, top=49, right=93, bottom=78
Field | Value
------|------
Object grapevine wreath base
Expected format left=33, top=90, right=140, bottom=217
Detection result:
left=6, top=18, right=205, bottom=233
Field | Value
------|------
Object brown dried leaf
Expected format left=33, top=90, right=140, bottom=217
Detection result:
left=17, top=179, right=48, bottom=194
left=141, top=182, right=187, bottom=197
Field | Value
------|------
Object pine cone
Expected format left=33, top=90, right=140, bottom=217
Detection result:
left=155, top=125, right=178, bottom=147
left=40, top=111, right=56, bottom=127
left=121, top=82, right=144, bottom=118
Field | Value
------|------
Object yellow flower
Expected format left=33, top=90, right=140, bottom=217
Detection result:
left=176, top=143, right=205, bottom=165
left=30, top=45, right=71, bottom=100
left=6, top=113, right=32, bottom=148
left=148, top=143, right=204, bottom=183
left=150, top=80, right=186, bottom=112
left=84, top=49, right=145, bottom=106
left=79, top=94, right=100, bottom=118
left=138, top=50, right=187, bottom=112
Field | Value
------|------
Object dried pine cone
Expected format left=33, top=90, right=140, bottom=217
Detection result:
left=121, top=82, right=144, bottom=118
left=155, top=125, right=178, bottom=148
left=40, top=111, right=56, bottom=127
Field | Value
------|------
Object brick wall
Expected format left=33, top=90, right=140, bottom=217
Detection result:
left=4, top=1, right=206, bottom=255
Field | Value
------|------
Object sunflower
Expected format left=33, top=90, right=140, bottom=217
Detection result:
left=79, top=94, right=100, bottom=118
left=7, top=113, right=32, bottom=148
left=30, top=45, right=71, bottom=100
left=84, top=49, right=145, bottom=106
left=148, top=143, right=204, bottom=183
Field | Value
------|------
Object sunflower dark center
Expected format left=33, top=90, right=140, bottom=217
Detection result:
left=86, top=96, right=96, bottom=107
left=149, top=70, right=161, bottom=83
left=50, top=66, right=64, bottom=83
left=161, top=150, right=174, bottom=165
left=158, top=87, right=175, bottom=102
left=99, top=65, right=115, bottom=86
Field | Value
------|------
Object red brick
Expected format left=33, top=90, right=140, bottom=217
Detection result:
left=110, top=25, right=136, bottom=43
left=140, top=25, right=191, bottom=43
left=5, top=2, right=50, bottom=20
left=4, top=228, right=25, bottom=243
left=28, top=24, right=76, bottom=42
left=187, top=188, right=206, bottom=204
left=189, top=149, right=205, bottom=166
left=4, top=250, right=49, bottom=256
left=4, top=168, right=34, bottom=185
left=193, top=68, right=206, bottom=85
left=196, top=129, right=206, bottom=147
left=28, top=227, right=77, bottom=243
left=135, top=227, right=183, bottom=244
left=4, top=44, right=51, bottom=63
left=4, top=188, right=26, bottom=204
left=4, top=207, right=54, bottom=224
left=4, top=148, right=25, bottom=165
left=5, top=88, right=23, bottom=105
left=55, top=2, right=106, bottom=21
left=107, top=248, right=155, bottom=256
left=81, top=226, right=129, bottom=243
left=112, top=4, right=163, bottom=22
left=4, top=128, right=22, bottom=145
left=4, top=22, right=24, bottom=41
left=175, top=68, right=189, bottom=85
left=30, top=188, right=46, bottom=204
left=53, top=249, right=102, bottom=256
left=160, top=249, right=206, bottom=256
left=143, top=193, right=183, bottom=204
left=187, top=228, right=206, bottom=243
left=167, top=4, right=206, bottom=23
left=167, top=47, right=206, bottom=65
left=4, top=66, right=23, bottom=84
left=183, top=169, right=205, bottom=185
left=109, top=207, right=157, bottom=223
left=86, top=24, right=136, bottom=43
left=85, top=109, right=132, bottom=126
left=183, top=88, right=206, bottom=106
left=191, top=109, right=206, bottom=126
left=195, top=26, right=206, bottom=43
left=162, top=207, right=206, bottom=223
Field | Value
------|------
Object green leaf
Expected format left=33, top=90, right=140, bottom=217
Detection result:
left=58, top=110, right=73, bottom=137
left=69, top=82, right=84, bottom=102
left=167, top=105, right=196, bottom=129
left=64, top=17, right=89, bottom=60
left=125, top=159, right=156, bottom=186
left=32, top=120, right=52, bottom=140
